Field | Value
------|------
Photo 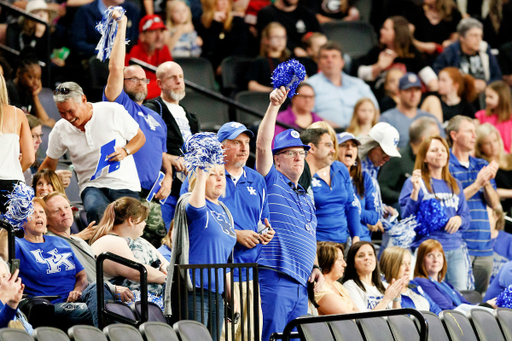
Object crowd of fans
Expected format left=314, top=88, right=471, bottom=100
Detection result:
left=2, top=0, right=512, bottom=339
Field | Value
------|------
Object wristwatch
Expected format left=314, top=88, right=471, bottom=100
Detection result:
left=122, top=146, right=131, bottom=156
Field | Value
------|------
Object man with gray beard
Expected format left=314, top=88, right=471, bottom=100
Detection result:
left=144, top=61, right=200, bottom=227
left=103, top=11, right=172, bottom=247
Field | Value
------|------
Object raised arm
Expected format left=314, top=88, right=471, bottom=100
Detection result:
left=189, top=168, right=208, bottom=208
left=39, top=156, right=59, bottom=171
left=255, top=86, right=287, bottom=177
left=104, top=11, right=127, bottom=102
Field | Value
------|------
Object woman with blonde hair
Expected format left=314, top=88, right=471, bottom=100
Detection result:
left=0, top=73, right=34, bottom=214
left=346, top=98, right=380, bottom=137
left=165, top=0, right=202, bottom=57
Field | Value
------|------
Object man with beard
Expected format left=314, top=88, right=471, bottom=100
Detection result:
left=144, top=61, right=200, bottom=228
left=104, top=11, right=172, bottom=247
left=125, top=15, right=173, bottom=100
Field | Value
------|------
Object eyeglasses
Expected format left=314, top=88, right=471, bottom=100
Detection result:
left=317, top=142, right=334, bottom=149
left=277, top=150, right=307, bottom=158
left=32, top=133, right=44, bottom=140
left=54, top=87, right=72, bottom=95
left=124, top=77, right=150, bottom=84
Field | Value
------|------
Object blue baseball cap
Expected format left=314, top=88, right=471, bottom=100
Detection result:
left=399, top=72, right=422, bottom=90
left=272, top=129, right=311, bottom=154
left=336, top=132, right=361, bottom=146
left=217, top=122, right=254, bottom=142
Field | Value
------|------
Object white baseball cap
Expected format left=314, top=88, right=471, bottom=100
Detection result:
left=368, top=123, right=401, bottom=158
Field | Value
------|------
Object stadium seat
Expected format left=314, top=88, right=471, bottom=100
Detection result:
left=416, top=310, right=450, bottom=341
left=460, top=290, right=482, bottom=304
left=173, top=57, right=216, bottom=91
left=494, top=308, right=512, bottom=340
left=39, top=87, right=61, bottom=123
left=104, top=301, right=137, bottom=324
left=220, top=56, right=254, bottom=97
left=139, top=322, right=179, bottom=341
left=173, top=320, right=213, bottom=341
left=0, top=328, right=34, bottom=341
left=320, top=21, right=378, bottom=59
left=356, top=317, right=395, bottom=341
left=329, top=320, right=365, bottom=341
left=68, top=325, right=108, bottom=341
left=103, top=324, right=144, bottom=341
left=440, top=310, right=478, bottom=341
left=33, top=327, right=70, bottom=341
left=88, top=57, right=110, bottom=102
left=38, top=125, right=52, bottom=163
left=387, top=315, right=420, bottom=341
left=297, top=322, right=335, bottom=341
left=467, top=308, right=506, bottom=341
left=234, top=91, right=269, bottom=126
left=133, top=301, right=167, bottom=323
left=180, top=92, right=229, bottom=131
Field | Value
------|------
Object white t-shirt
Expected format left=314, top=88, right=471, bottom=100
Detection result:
left=403, top=287, right=430, bottom=311
left=344, top=279, right=393, bottom=311
left=162, top=99, right=192, bottom=142
left=46, top=102, right=141, bottom=194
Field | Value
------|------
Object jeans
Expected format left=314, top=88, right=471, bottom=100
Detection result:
left=469, top=255, right=493, bottom=294
left=54, top=302, right=92, bottom=331
left=81, top=187, right=139, bottom=224
left=445, top=248, right=468, bottom=291
left=81, top=282, right=115, bottom=327
left=188, top=290, right=224, bottom=341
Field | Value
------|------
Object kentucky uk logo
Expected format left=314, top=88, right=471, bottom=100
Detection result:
left=31, top=248, right=76, bottom=274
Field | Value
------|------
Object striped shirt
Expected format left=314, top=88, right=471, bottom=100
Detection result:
left=449, top=151, right=496, bottom=257
left=259, top=166, right=317, bottom=286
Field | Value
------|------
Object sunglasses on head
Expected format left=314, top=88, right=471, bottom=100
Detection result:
left=54, top=87, right=81, bottom=96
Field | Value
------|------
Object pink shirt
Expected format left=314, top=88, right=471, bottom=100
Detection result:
left=476, top=110, right=512, bottom=153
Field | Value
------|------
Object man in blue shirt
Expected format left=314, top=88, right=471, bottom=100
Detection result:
left=256, top=87, right=323, bottom=341
left=103, top=11, right=172, bottom=247
left=447, top=115, right=503, bottom=293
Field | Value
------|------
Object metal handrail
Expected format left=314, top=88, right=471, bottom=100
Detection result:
left=96, top=252, right=148, bottom=329
left=0, top=219, right=19, bottom=262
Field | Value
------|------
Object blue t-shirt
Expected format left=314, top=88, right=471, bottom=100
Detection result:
left=15, top=236, right=85, bottom=304
left=157, top=244, right=171, bottom=263
left=449, top=151, right=496, bottom=256
left=484, top=260, right=512, bottom=301
left=494, top=231, right=512, bottom=260
left=399, top=177, right=470, bottom=251
left=353, top=171, right=379, bottom=242
left=259, top=166, right=317, bottom=287
left=103, top=90, right=167, bottom=191
left=186, top=200, right=237, bottom=293
left=312, top=161, right=361, bottom=243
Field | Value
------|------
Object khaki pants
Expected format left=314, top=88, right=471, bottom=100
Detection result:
left=221, top=280, right=262, bottom=341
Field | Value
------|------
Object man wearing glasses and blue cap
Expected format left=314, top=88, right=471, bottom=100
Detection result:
left=255, top=86, right=323, bottom=341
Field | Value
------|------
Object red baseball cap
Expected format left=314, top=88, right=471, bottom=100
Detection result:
left=139, top=15, right=166, bottom=32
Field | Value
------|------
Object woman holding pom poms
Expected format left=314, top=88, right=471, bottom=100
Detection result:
left=399, top=136, right=471, bottom=290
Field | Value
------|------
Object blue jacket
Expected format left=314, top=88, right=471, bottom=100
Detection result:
left=433, top=41, right=502, bottom=83
left=413, top=277, right=470, bottom=310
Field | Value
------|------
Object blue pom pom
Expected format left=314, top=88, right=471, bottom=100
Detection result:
left=384, top=216, right=417, bottom=249
left=497, top=284, right=512, bottom=308
left=95, top=6, right=127, bottom=62
left=415, top=198, right=449, bottom=236
left=129, top=290, right=164, bottom=311
left=182, top=132, right=225, bottom=173
left=0, top=183, right=34, bottom=229
left=271, top=59, right=306, bottom=98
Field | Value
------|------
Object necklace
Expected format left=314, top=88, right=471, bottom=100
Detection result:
left=430, top=178, right=455, bottom=201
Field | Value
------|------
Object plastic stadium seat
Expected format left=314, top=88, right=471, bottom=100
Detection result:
left=173, top=57, right=216, bottom=91
left=139, top=322, right=179, bottom=341
left=387, top=315, right=419, bottom=341
left=494, top=308, right=512, bottom=341
left=321, top=21, right=378, bottom=59
left=103, top=324, right=144, bottom=341
left=220, top=56, right=254, bottom=97
left=39, top=87, right=61, bottom=122
left=416, top=310, right=450, bottom=341
left=33, top=327, right=70, bottom=341
left=297, top=322, right=335, bottom=341
left=173, top=320, right=213, bottom=341
left=440, top=310, right=478, bottom=341
left=460, top=290, right=482, bottom=304
left=88, top=57, right=110, bottom=102
left=357, top=317, right=395, bottom=341
left=180, top=92, right=229, bottom=131
left=234, top=91, right=269, bottom=126
left=329, top=320, right=365, bottom=341
left=467, top=308, right=506, bottom=341
left=38, top=125, right=52, bottom=162
left=0, top=328, right=33, bottom=341
left=68, top=325, right=108, bottom=341
left=134, top=301, right=167, bottom=323
left=104, top=301, right=137, bottom=324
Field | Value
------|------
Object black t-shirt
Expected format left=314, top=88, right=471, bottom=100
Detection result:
left=305, top=0, right=353, bottom=20
left=496, top=168, right=512, bottom=215
left=257, top=4, right=321, bottom=51
left=246, top=56, right=282, bottom=87
left=297, top=57, right=318, bottom=77
left=498, top=41, right=512, bottom=75
left=441, top=98, right=476, bottom=122
left=405, top=5, right=462, bottom=45
left=6, top=80, right=35, bottom=116
left=460, top=52, right=486, bottom=80
left=483, top=2, right=512, bottom=49
left=380, top=96, right=397, bottom=113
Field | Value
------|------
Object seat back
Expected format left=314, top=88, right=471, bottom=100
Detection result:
left=174, top=57, right=216, bottom=91
left=18, top=297, right=55, bottom=328
left=139, top=322, right=179, bottom=341
left=468, top=308, right=506, bottom=341
left=38, top=125, right=52, bottom=162
left=33, top=327, right=70, bottom=341
left=329, top=319, right=365, bottom=341
left=173, top=320, right=213, bottom=341
left=417, top=311, right=450, bottom=341
left=357, top=317, right=395, bottom=341
left=39, top=87, right=61, bottom=122
left=68, top=325, right=108, bottom=341
left=0, top=328, right=34, bottom=341
left=387, top=315, right=420, bottom=341
left=494, top=308, right=512, bottom=341
left=103, top=324, right=144, bottom=341
left=180, top=92, right=229, bottom=131
left=220, top=56, right=254, bottom=96
left=297, top=322, right=335, bottom=341
left=134, top=301, right=167, bottom=323
left=440, top=310, right=478, bottom=341
left=234, top=91, right=269, bottom=126
left=105, top=301, right=137, bottom=324
left=320, top=21, right=378, bottom=59
left=460, top=290, right=482, bottom=304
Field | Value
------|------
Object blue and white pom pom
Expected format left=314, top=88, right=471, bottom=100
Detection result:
left=415, top=198, right=449, bottom=236
left=497, top=284, right=512, bottom=308
left=182, top=132, right=225, bottom=173
left=95, top=6, right=126, bottom=62
left=0, top=183, right=34, bottom=230
left=271, top=59, right=306, bottom=98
